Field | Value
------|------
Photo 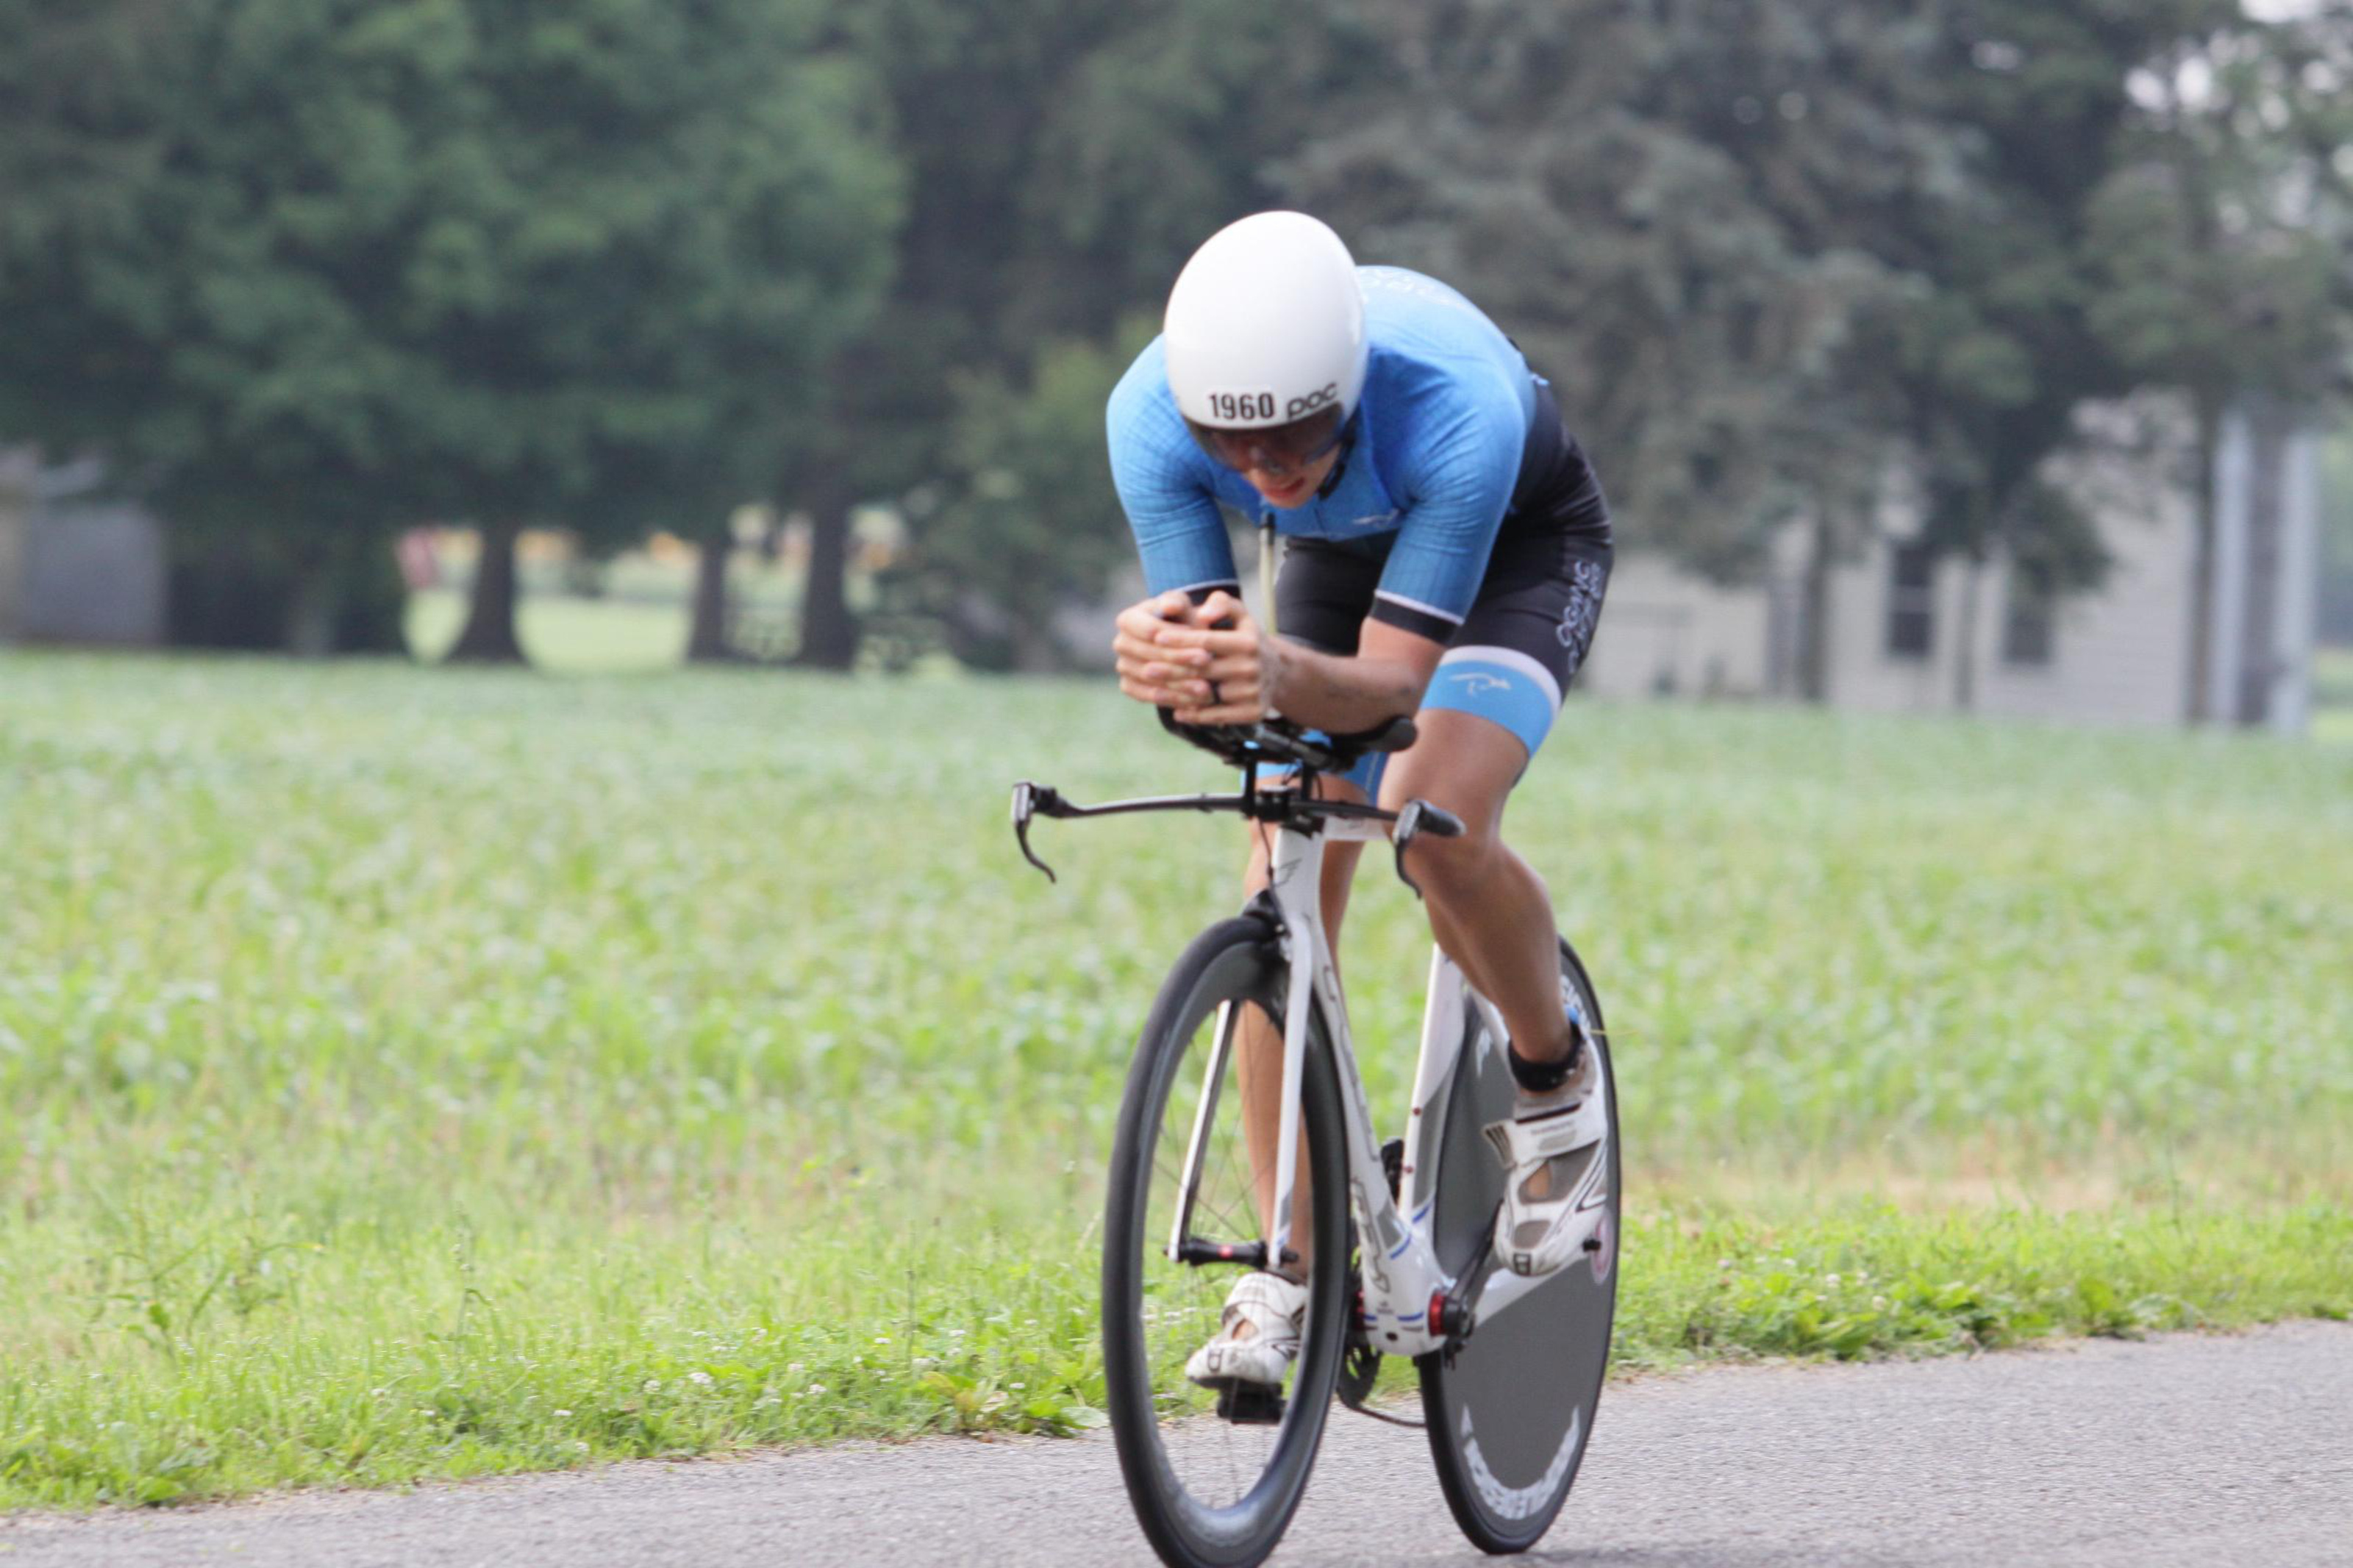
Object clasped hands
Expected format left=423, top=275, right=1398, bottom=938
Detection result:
left=1113, top=589, right=1285, bottom=726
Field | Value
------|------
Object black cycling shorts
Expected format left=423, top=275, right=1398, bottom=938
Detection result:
left=1277, top=527, right=1610, bottom=768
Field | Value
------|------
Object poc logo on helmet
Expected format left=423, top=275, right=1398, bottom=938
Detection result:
left=1286, top=382, right=1339, bottom=420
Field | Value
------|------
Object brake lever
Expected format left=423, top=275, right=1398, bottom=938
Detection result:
left=1390, top=798, right=1465, bottom=901
left=1010, top=781, right=1063, bottom=882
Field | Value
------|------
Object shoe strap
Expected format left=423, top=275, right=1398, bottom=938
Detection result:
left=1221, top=1270, right=1307, bottom=1331
left=1484, top=1100, right=1601, bottom=1164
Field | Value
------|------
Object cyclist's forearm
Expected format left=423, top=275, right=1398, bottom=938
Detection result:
left=1267, top=642, right=1427, bottom=733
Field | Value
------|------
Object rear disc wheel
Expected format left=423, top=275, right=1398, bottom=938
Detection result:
left=1418, top=939, right=1620, bottom=1553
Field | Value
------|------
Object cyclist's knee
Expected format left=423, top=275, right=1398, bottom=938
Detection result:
left=1407, top=819, right=1504, bottom=901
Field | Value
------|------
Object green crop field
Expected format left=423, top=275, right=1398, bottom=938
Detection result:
left=1, top=654, right=2348, bottom=1507
left=2317, top=648, right=2353, bottom=745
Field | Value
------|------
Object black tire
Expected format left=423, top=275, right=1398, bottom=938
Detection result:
left=1418, top=938, right=1620, bottom=1553
left=1103, top=914, right=1353, bottom=1568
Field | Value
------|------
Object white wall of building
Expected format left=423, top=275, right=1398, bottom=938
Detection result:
left=1818, top=501, right=2196, bottom=729
left=1579, top=552, right=1771, bottom=701
left=0, top=451, right=168, bottom=647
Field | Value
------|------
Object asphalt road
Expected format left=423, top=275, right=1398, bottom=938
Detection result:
left=5, top=1321, right=2348, bottom=1567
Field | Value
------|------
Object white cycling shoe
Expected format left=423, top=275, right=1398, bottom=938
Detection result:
left=1184, top=1270, right=1307, bottom=1389
left=1484, top=1014, right=1610, bottom=1278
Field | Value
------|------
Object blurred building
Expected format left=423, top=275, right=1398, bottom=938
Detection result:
left=1583, top=400, right=2328, bottom=733
left=0, top=450, right=168, bottom=647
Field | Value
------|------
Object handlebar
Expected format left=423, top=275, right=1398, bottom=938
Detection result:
left=1010, top=712, right=1463, bottom=896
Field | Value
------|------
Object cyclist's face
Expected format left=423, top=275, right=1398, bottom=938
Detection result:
left=1240, top=447, right=1342, bottom=509
left=1185, top=404, right=1348, bottom=509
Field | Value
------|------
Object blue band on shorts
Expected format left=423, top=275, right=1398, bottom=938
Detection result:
left=1420, top=646, right=1563, bottom=757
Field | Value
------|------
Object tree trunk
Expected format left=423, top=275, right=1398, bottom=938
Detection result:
left=1952, top=554, right=1982, bottom=712
left=796, top=482, right=859, bottom=670
left=1796, top=507, right=1835, bottom=703
left=2184, top=392, right=2223, bottom=725
left=685, top=531, right=738, bottom=663
left=446, top=520, right=526, bottom=664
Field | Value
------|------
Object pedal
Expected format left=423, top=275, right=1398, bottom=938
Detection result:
left=1213, top=1380, right=1287, bottom=1426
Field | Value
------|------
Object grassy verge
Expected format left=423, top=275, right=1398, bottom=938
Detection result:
left=5, top=1184, right=2345, bottom=1506
left=1, top=656, right=2347, bottom=1507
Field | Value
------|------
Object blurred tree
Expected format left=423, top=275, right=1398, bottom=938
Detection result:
left=805, top=0, right=1379, bottom=670
left=1287, top=1, right=2352, bottom=707
left=0, top=0, right=900, bottom=659
left=790, top=0, right=1107, bottom=668
left=2086, top=1, right=2353, bottom=715
left=1282, top=1, right=1954, bottom=590
left=902, top=318, right=1156, bottom=669
left=0, top=1, right=176, bottom=452
left=1864, top=0, right=2250, bottom=706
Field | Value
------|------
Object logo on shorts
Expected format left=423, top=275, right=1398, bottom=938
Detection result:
left=1557, top=560, right=1607, bottom=652
left=1448, top=672, right=1513, bottom=697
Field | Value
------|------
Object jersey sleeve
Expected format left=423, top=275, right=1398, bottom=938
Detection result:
left=1368, top=367, right=1526, bottom=643
left=1106, top=341, right=1240, bottom=600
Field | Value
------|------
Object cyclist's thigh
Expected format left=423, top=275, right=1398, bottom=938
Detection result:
left=1377, top=707, right=1524, bottom=834
left=1274, top=537, right=1382, bottom=656
left=1415, top=533, right=1610, bottom=769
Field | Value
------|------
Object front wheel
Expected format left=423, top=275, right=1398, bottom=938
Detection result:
left=1101, top=915, right=1353, bottom=1568
left=1418, top=937, right=1620, bottom=1553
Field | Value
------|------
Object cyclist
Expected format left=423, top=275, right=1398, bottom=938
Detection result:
left=1106, top=211, right=1614, bottom=1392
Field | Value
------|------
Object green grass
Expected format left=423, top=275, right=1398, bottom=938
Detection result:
left=404, top=589, right=688, bottom=671
left=2317, top=647, right=2353, bottom=745
left=1, top=656, right=2347, bottom=1506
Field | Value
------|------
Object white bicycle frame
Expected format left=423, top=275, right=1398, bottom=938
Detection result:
left=1167, top=812, right=1554, bottom=1359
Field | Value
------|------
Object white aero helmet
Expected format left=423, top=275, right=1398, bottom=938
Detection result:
left=1163, top=211, right=1365, bottom=476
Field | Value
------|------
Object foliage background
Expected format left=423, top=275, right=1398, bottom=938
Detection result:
left=3, top=0, right=2347, bottom=667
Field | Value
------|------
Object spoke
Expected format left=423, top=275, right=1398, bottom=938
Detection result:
left=1149, top=1081, right=1263, bottom=1250
left=1148, top=1156, right=1253, bottom=1247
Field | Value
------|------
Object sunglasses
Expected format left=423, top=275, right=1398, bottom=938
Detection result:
left=1184, top=404, right=1349, bottom=480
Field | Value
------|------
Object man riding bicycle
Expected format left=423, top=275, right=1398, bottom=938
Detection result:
left=1105, top=212, right=1614, bottom=1392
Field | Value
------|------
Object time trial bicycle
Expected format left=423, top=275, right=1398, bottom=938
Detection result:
left=1011, top=709, right=1618, bottom=1568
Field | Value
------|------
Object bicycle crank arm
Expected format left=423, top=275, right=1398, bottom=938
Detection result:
left=1426, top=1216, right=1496, bottom=1360
left=1428, top=1229, right=1607, bottom=1363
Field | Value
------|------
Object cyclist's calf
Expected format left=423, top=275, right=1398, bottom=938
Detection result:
left=1380, top=709, right=1577, bottom=1065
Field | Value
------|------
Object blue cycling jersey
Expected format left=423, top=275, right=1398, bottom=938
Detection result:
left=1106, top=266, right=1540, bottom=640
